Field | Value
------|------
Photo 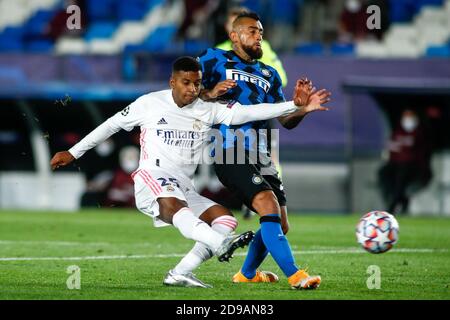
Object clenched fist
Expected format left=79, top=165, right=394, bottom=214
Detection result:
left=50, top=151, right=75, bottom=170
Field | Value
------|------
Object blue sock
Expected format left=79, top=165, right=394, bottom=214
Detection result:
left=260, top=214, right=298, bottom=277
left=241, top=229, right=269, bottom=279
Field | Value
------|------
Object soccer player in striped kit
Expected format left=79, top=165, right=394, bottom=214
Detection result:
left=198, top=12, right=326, bottom=289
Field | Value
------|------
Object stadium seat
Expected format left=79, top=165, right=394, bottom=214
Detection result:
left=0, top=0, right=59, bottom=31
left=385, top=24, right=416, bottom=43
left=88, top=39, right=120, bottom=55
left=386, top=41, right=421, bottom=58
left=383, top=24, right=421, bottom=57
left=356, top=40, right=389, bottom=58
left=86, top=0, right=117, bottom=22
left=122, top=44, right=147, bottom=54
left=55, top=0, right=182, bottom=55
left=84, top=22, right=117, bottom=42
left=389, top=0, right=417, bottom=22
left=54, top=37, right=88, bottom=54
left=414, top=6, right=449, bottom=34
left=143, top=25, right=178, bottom=52
left=240, top=0, right=265, bottom=16
left=0, top=40, right=23, bottom=52
left=414, top=0, right=445, bottom=13
left=0, top=26, right=25, bottom=52
left=26, top=39, right=53, bottom=52
left=330, top=43, right=355, bottom=56
left=294, top=42, right=324, bottom=56
left=116, top=0, right=149, bottom=22
left=183, top=40, right=211, bottom=55
left=416, top=26, right=450, bottom=53
left=426, top=45, right=450, bottom=57
left=268, top=0, right=302, bottom=25
left=23, top=9, right=57, bottom=37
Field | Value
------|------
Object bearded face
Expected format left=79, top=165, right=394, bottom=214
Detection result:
left=241, top=41, right=263, bottom=60
left=231, top=18, right=264, bottom=61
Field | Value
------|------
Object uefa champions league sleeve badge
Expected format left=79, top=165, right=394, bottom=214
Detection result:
left=252, top=174, right=263, bottom=185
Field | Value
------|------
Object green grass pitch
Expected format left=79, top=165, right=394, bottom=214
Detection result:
left=0, top=210, right=449, bottom=300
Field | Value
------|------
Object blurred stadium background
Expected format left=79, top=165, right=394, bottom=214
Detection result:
left=0, top=0, right=450, bottom=216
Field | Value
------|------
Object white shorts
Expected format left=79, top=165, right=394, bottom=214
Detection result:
left=132, top=168, right=218, bottom=227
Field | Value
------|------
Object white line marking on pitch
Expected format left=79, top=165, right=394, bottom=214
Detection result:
left=0, top=248, right=447, bottom=262
left=0, top=240, right=185, bottom=248
left=0, top=240, right=112, bottom=246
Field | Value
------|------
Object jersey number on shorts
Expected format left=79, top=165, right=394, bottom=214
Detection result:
left=157, top=177, right=180, bottom=188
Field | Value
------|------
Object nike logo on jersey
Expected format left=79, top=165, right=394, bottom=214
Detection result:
left=157, top=118, right=168, bottom=125
left=226, top=69, right=271, bottom=93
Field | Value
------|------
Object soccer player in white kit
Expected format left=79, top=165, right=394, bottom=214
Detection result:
left=50, top=57, right=330, bottom=288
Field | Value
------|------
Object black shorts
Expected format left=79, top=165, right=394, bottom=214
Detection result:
left=213, top=162, right=287, bottom=212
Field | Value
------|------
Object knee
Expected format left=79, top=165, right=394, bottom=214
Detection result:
left=157, top=197, right=187, bottom=223
left=281, top=221, right=289, bottom=235
left=252, top=191, right=280, bottom=214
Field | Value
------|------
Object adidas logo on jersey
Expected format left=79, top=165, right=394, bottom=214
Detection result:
left=157, top=118, right=168, bottom=125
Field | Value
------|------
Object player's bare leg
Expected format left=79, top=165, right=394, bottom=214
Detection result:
left=157, top=197, right=253, bottom=263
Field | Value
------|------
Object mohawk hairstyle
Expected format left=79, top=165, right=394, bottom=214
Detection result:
left=172, top=56, right=201, bottom=73
left=233, top=11, right=261, bottom=25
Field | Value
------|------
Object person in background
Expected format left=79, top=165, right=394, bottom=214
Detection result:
left=44, top=0, right=87, bottom=41
left=103, top=146, right=139, bottom=208
left=177, top=0, right=220, bottom=40
left=79, top=138, right=117, bottom=208
left=378, top=109, right=433, bottom=215
left=338, top=0, right=369, bottom=43
left=366, top=0, right=390, bottom=40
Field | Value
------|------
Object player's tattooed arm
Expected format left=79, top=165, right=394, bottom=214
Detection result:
left=50, top=151, right=75, bottom=170
left=200, top=80, right=237, bottom=101
left=279, top=78, right=331, bottom=129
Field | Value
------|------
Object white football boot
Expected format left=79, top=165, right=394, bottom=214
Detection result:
left=163, top=270, right=213, bottom=288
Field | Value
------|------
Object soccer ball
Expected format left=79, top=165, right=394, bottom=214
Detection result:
left=356, top=211, right=399, bottom=254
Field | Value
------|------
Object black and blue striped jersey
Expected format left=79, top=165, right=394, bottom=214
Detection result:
left=198, top=48, right=285, bottom=151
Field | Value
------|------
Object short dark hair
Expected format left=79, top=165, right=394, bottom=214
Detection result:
left=234, top=11, right=260, bottom=24
left=172, top=56, right=201, bottom=73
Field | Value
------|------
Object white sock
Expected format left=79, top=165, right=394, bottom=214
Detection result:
left=172, top=215, right=238, bottom=275
left=210, top=215, right=238, bottom=235
left=171, top=207, right=225, bottom=252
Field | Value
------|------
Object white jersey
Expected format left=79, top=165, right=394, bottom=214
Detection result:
left=69, top=89, right=297, bottom=182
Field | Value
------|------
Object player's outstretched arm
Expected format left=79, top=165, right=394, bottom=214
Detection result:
left=49, top=96, right=144, bottom=171
left=211, top=79, right=330, bottom=125
left=50, top=111, right=130, bottom=170
left=50, top=151, right=75, bottom=170
left=278, top=78, right=311, bottom=129
left=299, top=88, right=331, bottom=114
left=200, top=80, right=237, bottom=101
left=279, top=79, right=331, bottom=130
left=220, top=100, right=298, bottom=125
